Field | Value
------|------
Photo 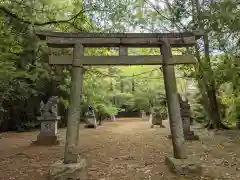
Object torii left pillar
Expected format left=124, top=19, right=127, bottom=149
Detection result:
left=49, top=44, right=86, bottom=180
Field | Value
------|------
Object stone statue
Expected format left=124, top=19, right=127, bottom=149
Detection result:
left=150, top=106, right=165, bottom=128
left=40, top=96, right=59, bottom=117
left=140, top=110, right=147, bottom=120
left=178, top=94, right=199, bottom=140
left=85, top=105, right=97, bottom=128
left=35, top=96, right=61, bottom=145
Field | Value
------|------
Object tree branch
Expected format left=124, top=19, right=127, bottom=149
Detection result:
left=0, top=5, right=86, bottom=26
left=143, top=0, right=189, bottom=32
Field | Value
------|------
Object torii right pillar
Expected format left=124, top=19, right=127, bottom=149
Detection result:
left=160, top=39, right=202, bottom=176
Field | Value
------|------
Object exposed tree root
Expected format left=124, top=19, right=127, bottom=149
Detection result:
left=204, top=120, right=230, bottom=130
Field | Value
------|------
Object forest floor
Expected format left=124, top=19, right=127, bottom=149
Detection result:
left=0, top=118, right=240, bottom=180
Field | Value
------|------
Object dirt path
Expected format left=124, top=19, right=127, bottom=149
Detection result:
left=0, top=118, right=240, bottom=180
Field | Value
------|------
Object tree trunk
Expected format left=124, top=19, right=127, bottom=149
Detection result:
left=204, top=88, right=229, bottom=129
left=233, top=59, right=240, bottom=129
left=193, top=0, right=228, bottom=129
left=120, top=80, right=124, bottom=93
left=203, top=35, right=229, bottom=129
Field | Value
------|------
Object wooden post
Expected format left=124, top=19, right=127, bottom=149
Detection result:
left=64, top=44, right=84, bottom=164
left=119, top=46, right=128, bottom=56
left=119, top=46, right=128, bottom=94
left=76, top=70, right=85, bottom=141
left=160, top=41, right=187, bottom=159
left=49, top=54, right=196, bottom=65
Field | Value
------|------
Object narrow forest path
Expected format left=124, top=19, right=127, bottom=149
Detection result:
left=0, top=118, right=240, bottom=180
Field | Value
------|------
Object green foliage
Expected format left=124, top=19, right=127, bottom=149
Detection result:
left=0, top=0, right=239, bottom=131
left=189, top=91, right=208, bottom=123
left=212, top=54, right=240, bottom=125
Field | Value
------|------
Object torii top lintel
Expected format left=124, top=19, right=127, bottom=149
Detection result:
left=35, top=30, right=204, bottom=48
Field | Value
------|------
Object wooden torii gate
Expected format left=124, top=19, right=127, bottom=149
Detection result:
left=35, top=31, right=203, bottom=166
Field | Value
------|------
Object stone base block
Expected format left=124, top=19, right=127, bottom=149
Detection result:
left=184, top=134, right=199, bottom=141
left=84, top=124, right=97, bottom=128
left=165, top=156, right=202, bottom=176
left=237, top=120, right=240, bottom=129
left=167, top=132, right=199, bottom=141
left=33, top=135, right=60, bottom=146
left=184, top=130, right=199, bottom=141
left=167, top=134, right=172, bottom=139
left=187, top=130, right=194, bottom=136
left=151, top=124, right=165, bottom=128
left=160, top=124, right=165, bottom=128
left=48, top=159, right=87, bottom=180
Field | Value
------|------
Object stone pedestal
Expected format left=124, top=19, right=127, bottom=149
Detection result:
left=168, top=99, right=199, bottom=140
left=165, top=156, right=202, bottom=176
left=48, top=158, right=86, bottom=180
left=34, top=116, right=60, bottom=145
left=237, top=119, right=240, bottom=129
left=151, top=117, right=165, bottom=128
left=111, top=115, right=116, bottom=121
left=149, top=113, right=153, bottom=123
left=180, top=98, right=199, bottom=141
left=85, top=110, right=97, bottom=128
left=149, top=110, right=165, bottom=128
left=85, top=118, right=97, bottom=128
left=140, top=110, right=147, bottom=120
left=182, top=117, right=199, bottom=140
left=149, top=107, right=165, bottom=128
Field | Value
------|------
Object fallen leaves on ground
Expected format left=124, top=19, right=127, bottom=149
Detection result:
left=0, top=118, right=240, bottom=180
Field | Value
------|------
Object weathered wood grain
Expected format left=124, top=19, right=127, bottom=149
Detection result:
left=35, top=30, right=204, bottom=48
left=35, top=30, right=204, bottom=39
left=44, top=36, right=196, bottom=48
left=49, top=55, right=196, bottom=65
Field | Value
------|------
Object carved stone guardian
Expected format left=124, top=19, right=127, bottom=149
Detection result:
left=140, top=110, right=147, bottom=120
left=179, top=95, right=199, bottom=141
left=84, top=105, right=97, bottom=128
left=34, top=96, right=61, bottom=145
left=149, top=107, right=165, bottom=128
